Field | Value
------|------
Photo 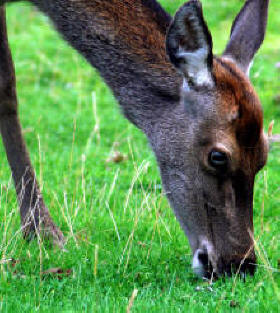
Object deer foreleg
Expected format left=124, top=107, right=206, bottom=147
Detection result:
left=0, top=6, right=64, bottom=246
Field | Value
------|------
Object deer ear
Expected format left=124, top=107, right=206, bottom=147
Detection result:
left=166, top=0, right=214, bottom=89
left=223, top=0, right=270, bottom=75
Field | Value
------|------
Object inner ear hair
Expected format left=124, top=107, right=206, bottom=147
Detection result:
left=166, top=0, right=214, bottom=88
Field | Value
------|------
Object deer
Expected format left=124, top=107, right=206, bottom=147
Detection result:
left=0, top=0, right=271, bottom=278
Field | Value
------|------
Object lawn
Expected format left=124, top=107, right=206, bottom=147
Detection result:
left=0, top=0, right=279, bottom=312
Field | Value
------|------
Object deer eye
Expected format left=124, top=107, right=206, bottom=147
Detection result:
left=209, top=150, right=228, bottom=168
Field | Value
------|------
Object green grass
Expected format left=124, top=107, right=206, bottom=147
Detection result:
left=0, top=1, right=279, bottom=312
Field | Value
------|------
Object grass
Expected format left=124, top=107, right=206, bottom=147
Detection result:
left=0, top=0, right=279, bottom=312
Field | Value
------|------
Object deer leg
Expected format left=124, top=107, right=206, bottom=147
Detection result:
left=0, top=6, right=64, bottom=246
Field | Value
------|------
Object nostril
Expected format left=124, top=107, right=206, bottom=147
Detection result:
left=198, top=252, right=215, bottom=279
left=198, top=252, right=209, bottom=267
left=192, top=249, right=208, bottom=278
left=192, top=250, right=215, bottom=279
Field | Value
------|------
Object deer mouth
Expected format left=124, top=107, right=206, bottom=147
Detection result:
left=197, top=200, right=257, bottom=279
left=192, top=246, right=257, bottom=279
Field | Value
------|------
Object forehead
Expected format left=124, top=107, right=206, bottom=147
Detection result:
left=212, top=57, right=263, bottom=147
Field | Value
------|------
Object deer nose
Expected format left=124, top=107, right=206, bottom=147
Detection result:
left=193, top=249, right=257, bottom=278
left=192, top=249, right=214, bottom=278
left=198, top=251, right=209, bottom=267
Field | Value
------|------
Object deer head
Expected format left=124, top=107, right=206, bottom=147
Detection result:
left=148, top=0, right=269, bottom=278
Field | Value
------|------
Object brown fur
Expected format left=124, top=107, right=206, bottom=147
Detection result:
left=213, top=58, right=267, bottom=176
left=74, top=0, right=174, bottom=73
left=0, top=0, right=270, bottom=277
left=214, top=58, right=263, bottom=144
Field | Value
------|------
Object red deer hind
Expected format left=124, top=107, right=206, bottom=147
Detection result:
left=0, top=0, right=270, bottom=278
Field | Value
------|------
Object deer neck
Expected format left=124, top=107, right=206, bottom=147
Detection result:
left=31, top=0, right=181, bottom=129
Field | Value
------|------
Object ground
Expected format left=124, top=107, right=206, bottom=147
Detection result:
left=0, top=1, right=279, bottom=312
